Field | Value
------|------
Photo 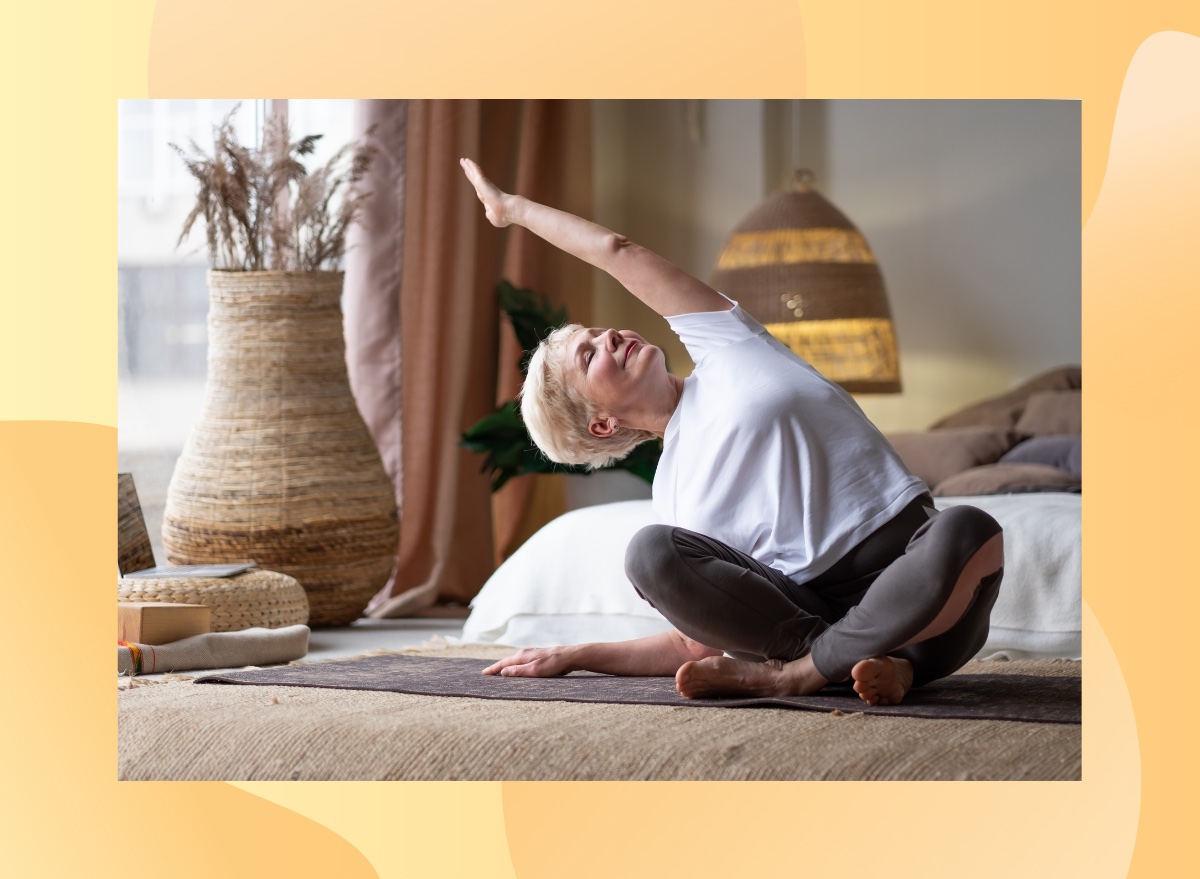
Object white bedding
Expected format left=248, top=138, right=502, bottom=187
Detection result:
left=462, top=494, right=1081, bottom=660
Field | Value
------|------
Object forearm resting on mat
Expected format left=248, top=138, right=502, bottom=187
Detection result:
left=481, top=629, right=721, bottom=678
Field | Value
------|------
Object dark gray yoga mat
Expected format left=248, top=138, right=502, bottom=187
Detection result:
left=195, top=654, right=1080, bottom=724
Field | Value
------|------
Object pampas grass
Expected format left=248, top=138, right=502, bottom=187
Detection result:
left=172, top=105, right=375, bottom=271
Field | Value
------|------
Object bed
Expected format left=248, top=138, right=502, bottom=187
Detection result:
left=461, top=493, right=1082, bottom=661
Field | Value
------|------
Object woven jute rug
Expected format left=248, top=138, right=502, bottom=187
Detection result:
left=118, top=646, right=1081, bottom=781
left=195, top=654, right=1079, bottom=724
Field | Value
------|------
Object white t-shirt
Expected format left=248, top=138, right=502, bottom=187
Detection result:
left=651, top=297, right=926, bottom=585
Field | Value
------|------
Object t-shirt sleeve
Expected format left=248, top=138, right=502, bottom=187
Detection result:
left=665, top=294, right=767, bottom=364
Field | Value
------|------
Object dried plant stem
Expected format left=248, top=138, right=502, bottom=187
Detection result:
left=171, top=104, right=376, bottom=272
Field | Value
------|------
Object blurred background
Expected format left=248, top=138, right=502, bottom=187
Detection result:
left=118, top=99, right=1079, bottom=561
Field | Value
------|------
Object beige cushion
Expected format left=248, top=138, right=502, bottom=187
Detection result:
left=933, top=463, right=1081, bottom=497
left=930, top=365, right=1081, bottom=431
left=1015, top=390, right=1082, bottom=437
left=887, top=427, right=1017, bottom=489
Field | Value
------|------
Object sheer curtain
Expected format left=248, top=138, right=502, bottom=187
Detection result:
left=344, top=100, right=593, bottom=617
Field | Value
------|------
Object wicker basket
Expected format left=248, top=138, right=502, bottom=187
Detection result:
left=118, top=570, right=310, bottom=632
left=163, top=271, right=399, bottom=626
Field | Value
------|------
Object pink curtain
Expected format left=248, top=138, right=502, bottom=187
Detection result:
left=345, top=100, right=593, bottom=616
left=492, top=100, right=594, bottom=563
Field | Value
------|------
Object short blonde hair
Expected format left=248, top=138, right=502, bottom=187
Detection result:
left=520, top=324, right=657, bottom=470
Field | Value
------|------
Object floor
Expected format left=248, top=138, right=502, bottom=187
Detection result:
left=307, top=616, right=468, bottom=660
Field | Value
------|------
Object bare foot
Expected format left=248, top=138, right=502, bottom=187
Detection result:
left=850, top=656, right=914, bottom=706
left=675, top=653, right=828, bottom=699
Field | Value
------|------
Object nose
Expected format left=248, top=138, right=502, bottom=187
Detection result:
left=601, top=329, right=620, bottom=351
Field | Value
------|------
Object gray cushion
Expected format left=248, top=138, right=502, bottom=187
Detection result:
left=999, top=435, right=1082, bottom=478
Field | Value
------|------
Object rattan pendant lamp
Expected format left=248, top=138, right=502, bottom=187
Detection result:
left=710, top=169, right=901, bottom=393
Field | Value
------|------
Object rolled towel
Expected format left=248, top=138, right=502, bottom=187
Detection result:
left=119, top=625, right=310, bottom=675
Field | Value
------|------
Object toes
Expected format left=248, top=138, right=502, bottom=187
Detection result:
left=854, top=681, right=877, bottom=704
left=675, top=662, right=698, bottom=698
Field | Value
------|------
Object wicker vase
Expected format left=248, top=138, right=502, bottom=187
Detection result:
left=163, top=270, right=399, bottom=626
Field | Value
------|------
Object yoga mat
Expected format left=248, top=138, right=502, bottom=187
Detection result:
left=195, top=654, right=1080, bottom=724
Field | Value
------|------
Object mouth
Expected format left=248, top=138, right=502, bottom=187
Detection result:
left=624, top=341, right=637, bottom=367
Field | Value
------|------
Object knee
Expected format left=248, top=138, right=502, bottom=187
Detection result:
left=934, top=504, right=1003, bottom=552
left=624, top=524, right=680, bottom=606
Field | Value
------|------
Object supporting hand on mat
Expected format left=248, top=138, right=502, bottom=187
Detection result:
left=483, top=646, right=575, bottom=677
left=482, top=630, right=724, bottom=679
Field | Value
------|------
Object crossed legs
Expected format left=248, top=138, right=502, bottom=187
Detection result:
left=624, top=502, right=1004, bottom=704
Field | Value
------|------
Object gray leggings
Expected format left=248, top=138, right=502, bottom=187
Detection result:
left=624, top=497, right=1003, bottom=686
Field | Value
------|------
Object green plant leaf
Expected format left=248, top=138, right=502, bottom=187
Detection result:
left=460, top=401, right=590, bottom=492
left=497, top=280, right=568, bottom=374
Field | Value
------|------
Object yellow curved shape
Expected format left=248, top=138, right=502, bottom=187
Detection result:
left=1081, top=29, right=1200, bottom=876
left=0, top=422, right=379, bottom=879
left=232, top=782, right=517, bottom=879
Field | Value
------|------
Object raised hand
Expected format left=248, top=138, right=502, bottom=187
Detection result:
left=460, top=157, right=513, bottom=228
left=482, top=646, right=575, bottom=677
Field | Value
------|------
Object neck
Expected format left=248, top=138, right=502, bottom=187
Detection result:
left=635, top=373, right=685, bottom=438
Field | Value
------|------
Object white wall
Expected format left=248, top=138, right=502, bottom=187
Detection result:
left=591, top=99, right=1081, bottom=433
left=790, top=100, right=1080, bottom=429
left=592, top=100, right=770, bottom=382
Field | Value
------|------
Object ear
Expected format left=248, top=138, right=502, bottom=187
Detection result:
left=587, top=416, right=619, bottom=439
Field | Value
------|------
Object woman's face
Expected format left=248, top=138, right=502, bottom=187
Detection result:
left=560, top=327, right=665, bottom=422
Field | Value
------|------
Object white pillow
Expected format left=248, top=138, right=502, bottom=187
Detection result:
left=937, top=493, right=1082, bottom=659
left=462, top=501, right=669, bottom=645
left=462, top=495, right=1081, bottom=659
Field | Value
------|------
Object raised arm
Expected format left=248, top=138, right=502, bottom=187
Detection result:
left=481, top=628, right=722, bottom=677
left=461, top=157, right=729, bottom=318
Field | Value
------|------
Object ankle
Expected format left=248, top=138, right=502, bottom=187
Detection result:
left=788, top=654, right=829, bottom=692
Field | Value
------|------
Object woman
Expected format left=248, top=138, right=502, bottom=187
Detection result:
left=461, top=158, right=1003, bottom=706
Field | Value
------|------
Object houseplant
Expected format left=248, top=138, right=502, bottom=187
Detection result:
left=462, top=280, right=662, bottom=492
left=161, top=108, right=399, bottom=626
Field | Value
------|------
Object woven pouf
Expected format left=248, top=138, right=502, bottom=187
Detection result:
left=118, top=570, right=310, bottom=632
left=163, top=271, right=400, bottom=626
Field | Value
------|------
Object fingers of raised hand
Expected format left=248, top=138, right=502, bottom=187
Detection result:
left=460, top=157, right=489, bottom=190
left=459, top=158, right=509, bottom=227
